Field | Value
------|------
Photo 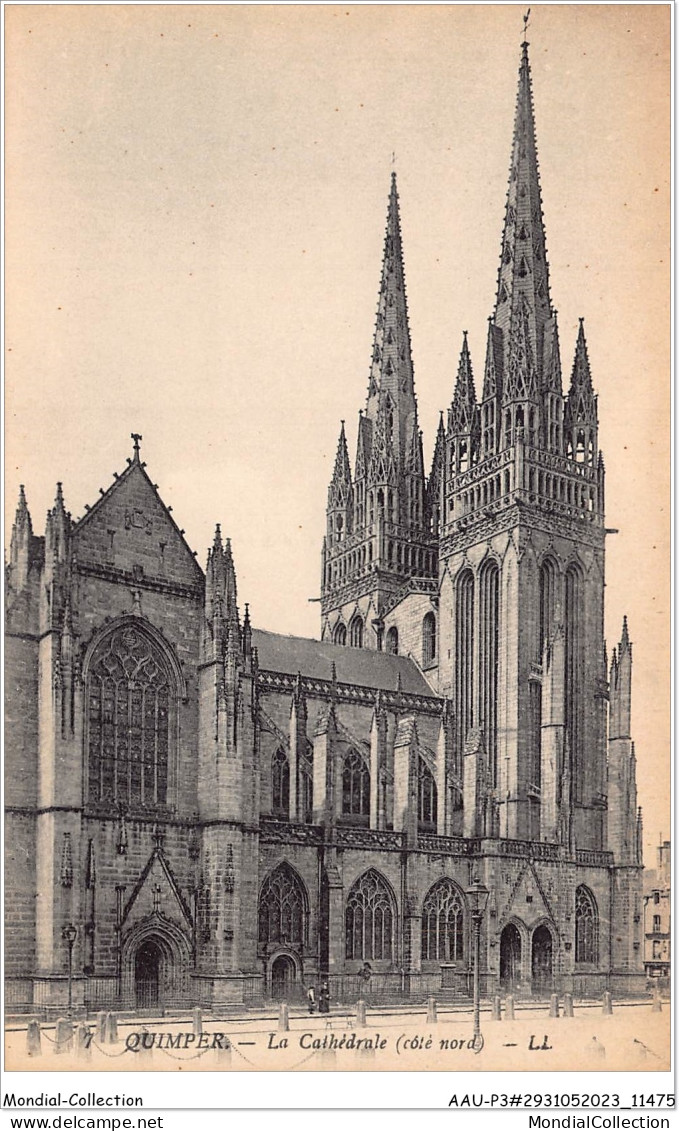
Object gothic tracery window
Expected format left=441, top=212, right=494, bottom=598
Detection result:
left=421, top=879, right=465, bottom=962
left=86, top=624, right=173, bottom=809
left=342, top=749, right=370, bottom=822
left=386, top=626, right=399, bottom=655
left=575, top=885, right=599, bottom=964
left=258, top=863, right=308, bottom=947
left=271, top=747, right=290, bottom=817
left=345, top=870, right=395, bottom=961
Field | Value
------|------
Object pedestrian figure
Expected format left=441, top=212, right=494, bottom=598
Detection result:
left=319, top=981, right=330, bottom=1014
left=307, top=984, right=317, bottom=1015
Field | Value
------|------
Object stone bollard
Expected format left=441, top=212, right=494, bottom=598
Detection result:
left=26, top=1019, right=42, bottom=1058
left=505, top=995, right=515, bottom=1021
left=76, top=1023, right=92, bottom=1059
left=278, top=1002, right=289, bottom=1032
left=427, top=996, right=437, bottom=1024
left=105, top=1013, right=119, bottom=1044
left=588, top=1035, right=606, bottom=1060
left=492, top=995, right=502, bottom=1020
left=356, top=999, right=367, bottom=1028
left=192, top=1007, right=203, bottom=1038
left=96, top=1011, right=107, bottom=1045
left=355, top=1043, right=376, bottom=1067
left=563, top=993, right=574, bottom=1018
left=216, top=1036, right=232, bottom=1066
left=602, top=990, right=613, bottom=1015
left=137, top=1026, right=153, bottom=1064
left=652, top=987, right=662, bottom=1013
left=549, top=993, right=559, bottom=1018
left=55, top=1017, right=74, bottom=1055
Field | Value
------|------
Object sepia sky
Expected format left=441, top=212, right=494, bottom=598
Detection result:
left=4, top=4, right=670, bottom=859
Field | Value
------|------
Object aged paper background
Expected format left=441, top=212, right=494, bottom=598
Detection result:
left=3, top=1, right=671, bottom=1085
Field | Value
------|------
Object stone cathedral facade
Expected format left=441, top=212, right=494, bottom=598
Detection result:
left=5, top=39, right=644, bottom=1014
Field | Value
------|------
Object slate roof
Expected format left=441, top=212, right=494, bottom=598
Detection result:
left=251, top=629, right=437, bottom=699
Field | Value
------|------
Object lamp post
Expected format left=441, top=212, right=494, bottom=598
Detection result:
left=466, top=879, right=489, bottom=1053
left=62, top=924, right=77, bottom=1016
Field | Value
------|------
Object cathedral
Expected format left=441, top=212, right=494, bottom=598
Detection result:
left=5, top=36, right=644, bottom=1015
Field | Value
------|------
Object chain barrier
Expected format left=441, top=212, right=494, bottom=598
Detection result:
left=633, top=1038, right=664, bottom=1062
left=156, top=1045, right=213, bottom=1062
left=89, top=1039, right=129, bottom=1059
left=40, top=1029, right=72, bottom=1050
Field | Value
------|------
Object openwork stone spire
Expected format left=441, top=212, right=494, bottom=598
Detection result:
left=366, top=172, right=417, bottom=460
left=494, top=40, right=552, bottom=365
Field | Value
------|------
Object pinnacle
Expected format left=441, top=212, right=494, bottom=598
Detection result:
left=16, top=484, right=29, bottom=518
left=620, top=615, right=631, bottom=652
left=331, top=421, right=352, bottom=485
left=212, top=523, right=223, bottom=552
left=567, top=319, right=594, bottom=405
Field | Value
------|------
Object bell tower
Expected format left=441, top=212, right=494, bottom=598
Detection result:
left=438, top=36, right=608, bottom=848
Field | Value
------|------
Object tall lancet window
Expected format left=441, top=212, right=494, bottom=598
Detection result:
left=565, top=564, right=585, bottom=802
left=271, top=747, right=290, bottom=818
left=539, top=557, right=557, bottom=655
left=479, top=560, right=499, bottom=789
left=422, top=612, right=437, bottom=666
left=455, top=570, right=475, bottom=771
left=86, top=623, right=173, bottom=809
left=417, top=758, right=437, bottom=832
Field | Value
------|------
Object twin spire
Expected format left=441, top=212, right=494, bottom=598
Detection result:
left=366, top=171, right=416, bottom=432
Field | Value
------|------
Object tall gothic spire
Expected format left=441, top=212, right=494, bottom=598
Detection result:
left=494, top=39, right=552, bottom=362
left=366, top=173, right=416, bottom=452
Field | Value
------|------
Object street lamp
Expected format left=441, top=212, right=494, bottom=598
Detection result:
left=466, top=879, right=489, bottom=1053
left=62, top=924, right=77, bottom=1016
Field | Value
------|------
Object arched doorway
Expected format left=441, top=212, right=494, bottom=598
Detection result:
left=135, top=939, right=162, bottom=1009
left=531, top=925, right=553, bottom=995
left=500, top=924, right=522, bottom=990
left=271, top=954, right=296, bottom=1001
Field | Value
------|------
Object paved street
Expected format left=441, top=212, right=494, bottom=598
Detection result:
left=4, top=999, right=670, bottom=1073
